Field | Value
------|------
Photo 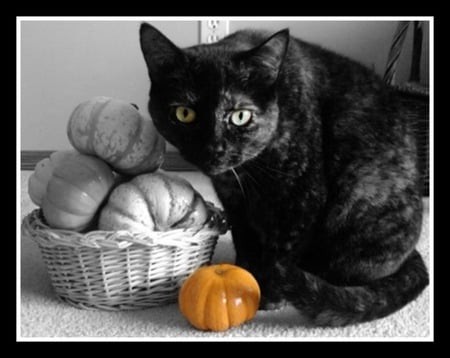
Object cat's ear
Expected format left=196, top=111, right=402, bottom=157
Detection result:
left=139, top=23, right=186, bottom=82
left=240, top=29, right=290, bottom=83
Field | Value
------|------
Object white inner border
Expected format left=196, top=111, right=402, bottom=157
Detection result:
left=16, top=16, right=434, bottom=343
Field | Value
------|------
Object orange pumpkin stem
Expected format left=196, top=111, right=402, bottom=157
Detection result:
left=214, top=268, right=225, bottom=275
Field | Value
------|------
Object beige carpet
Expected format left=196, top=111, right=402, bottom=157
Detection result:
left=19, top=171, right=431, bottom=340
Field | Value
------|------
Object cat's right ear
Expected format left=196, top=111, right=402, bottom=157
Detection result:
left=139, top=23, right=185, bottom=82
left=238, top=29, right=290, bottom=84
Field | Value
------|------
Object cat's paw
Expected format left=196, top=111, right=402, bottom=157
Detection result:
left=259, top=297, right=288, bottom=311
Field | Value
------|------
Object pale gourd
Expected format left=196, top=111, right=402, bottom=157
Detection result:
left=28, top=150, right=76, bottom=207
left=28, top=150, right=116, bottom=231
left=67, top=96, right=166, bottom=175
left=98, top=171, right=210, bottom=232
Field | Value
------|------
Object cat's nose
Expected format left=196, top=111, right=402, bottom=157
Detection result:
left=207, top=142, right=226, bottom=155
left=216, top=143, right=225, bottom=152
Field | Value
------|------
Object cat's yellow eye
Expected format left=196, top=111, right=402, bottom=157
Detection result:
left=175, top=106, right=196, bottom=123
left=230, top=109, right=252, bottom=126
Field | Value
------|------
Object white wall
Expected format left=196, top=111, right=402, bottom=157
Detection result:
left=20, top=20, right=199, bottom=151
left=20, top=19, right=429, bottom=151
left=231, top=20, right=429, bottom=85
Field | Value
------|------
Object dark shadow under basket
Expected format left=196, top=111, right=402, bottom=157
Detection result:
left=21, top=208, right=227, bottom=311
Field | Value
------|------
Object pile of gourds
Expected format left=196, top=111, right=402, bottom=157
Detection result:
left=28, top=96, right=211, bottom=232
left=27, top=96, right=260, bottom=331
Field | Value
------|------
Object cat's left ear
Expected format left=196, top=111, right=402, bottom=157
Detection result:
left=241, top=29, right=290, bottom=83
left=139, top=23, right=186, bottom=83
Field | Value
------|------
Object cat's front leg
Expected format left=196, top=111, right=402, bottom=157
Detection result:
left=212, top=174, right=286, bottom=309
left=227, top=213, right=263, bottom=272
left=225, top=210, right=285, bottom=309
left=235, top=227, right=288, bottom=310
left=256, top=264, right=289, bottom=310
left=212, top=174, right=260, bottom=268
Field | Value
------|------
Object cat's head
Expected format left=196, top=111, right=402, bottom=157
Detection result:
left=139, top=23, right=289, bottom=175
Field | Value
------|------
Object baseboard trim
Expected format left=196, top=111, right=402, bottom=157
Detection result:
left=21, top=150, right=197, bottom=172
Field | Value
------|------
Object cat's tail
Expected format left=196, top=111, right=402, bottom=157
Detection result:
left=282, top=250, right=429, bottom=326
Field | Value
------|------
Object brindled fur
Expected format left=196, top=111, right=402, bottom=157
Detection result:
left=139, top=23, right=429, bottom=326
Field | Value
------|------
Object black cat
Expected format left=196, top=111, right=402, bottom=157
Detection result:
left=139, top=23, right=429, bottom=326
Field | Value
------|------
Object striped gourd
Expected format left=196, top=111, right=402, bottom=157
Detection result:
left=67, top=96, right=165, bottom=175
left=28, top=151, right=116, bottom=231
left=98, top=171, right=209, bottom=232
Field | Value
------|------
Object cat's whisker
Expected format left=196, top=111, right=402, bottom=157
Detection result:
left=246, top=162, right=306, bottom=198
left=240, top=166, right=263, bottom=197
left=246, top=162, right=277, bottom=183
left=225, top=148, right=296, bottom=179
left=249, top=159, right=296, bottom=179
left=231, top=167, right=246, bottom=200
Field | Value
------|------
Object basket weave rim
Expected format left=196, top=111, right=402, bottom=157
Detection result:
left=22, top=209, right=226, bottom=249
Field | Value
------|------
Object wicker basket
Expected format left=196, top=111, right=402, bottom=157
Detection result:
left=21, top=205, right=228, bottom=311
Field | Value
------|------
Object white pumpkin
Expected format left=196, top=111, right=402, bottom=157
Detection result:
left=67, top=96, right=166, bottom=175
left=98, top=171, right=210, bottom=232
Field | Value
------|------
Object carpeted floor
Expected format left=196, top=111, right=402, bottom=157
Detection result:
left=19, top=170, right=431, bottom=340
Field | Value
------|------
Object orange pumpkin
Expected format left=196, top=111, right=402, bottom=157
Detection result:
left=178, top=263, right=261, bottom=331
left=67, top=96, right=166, bottom=175
left=40, top=152, right=115, bottom=231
